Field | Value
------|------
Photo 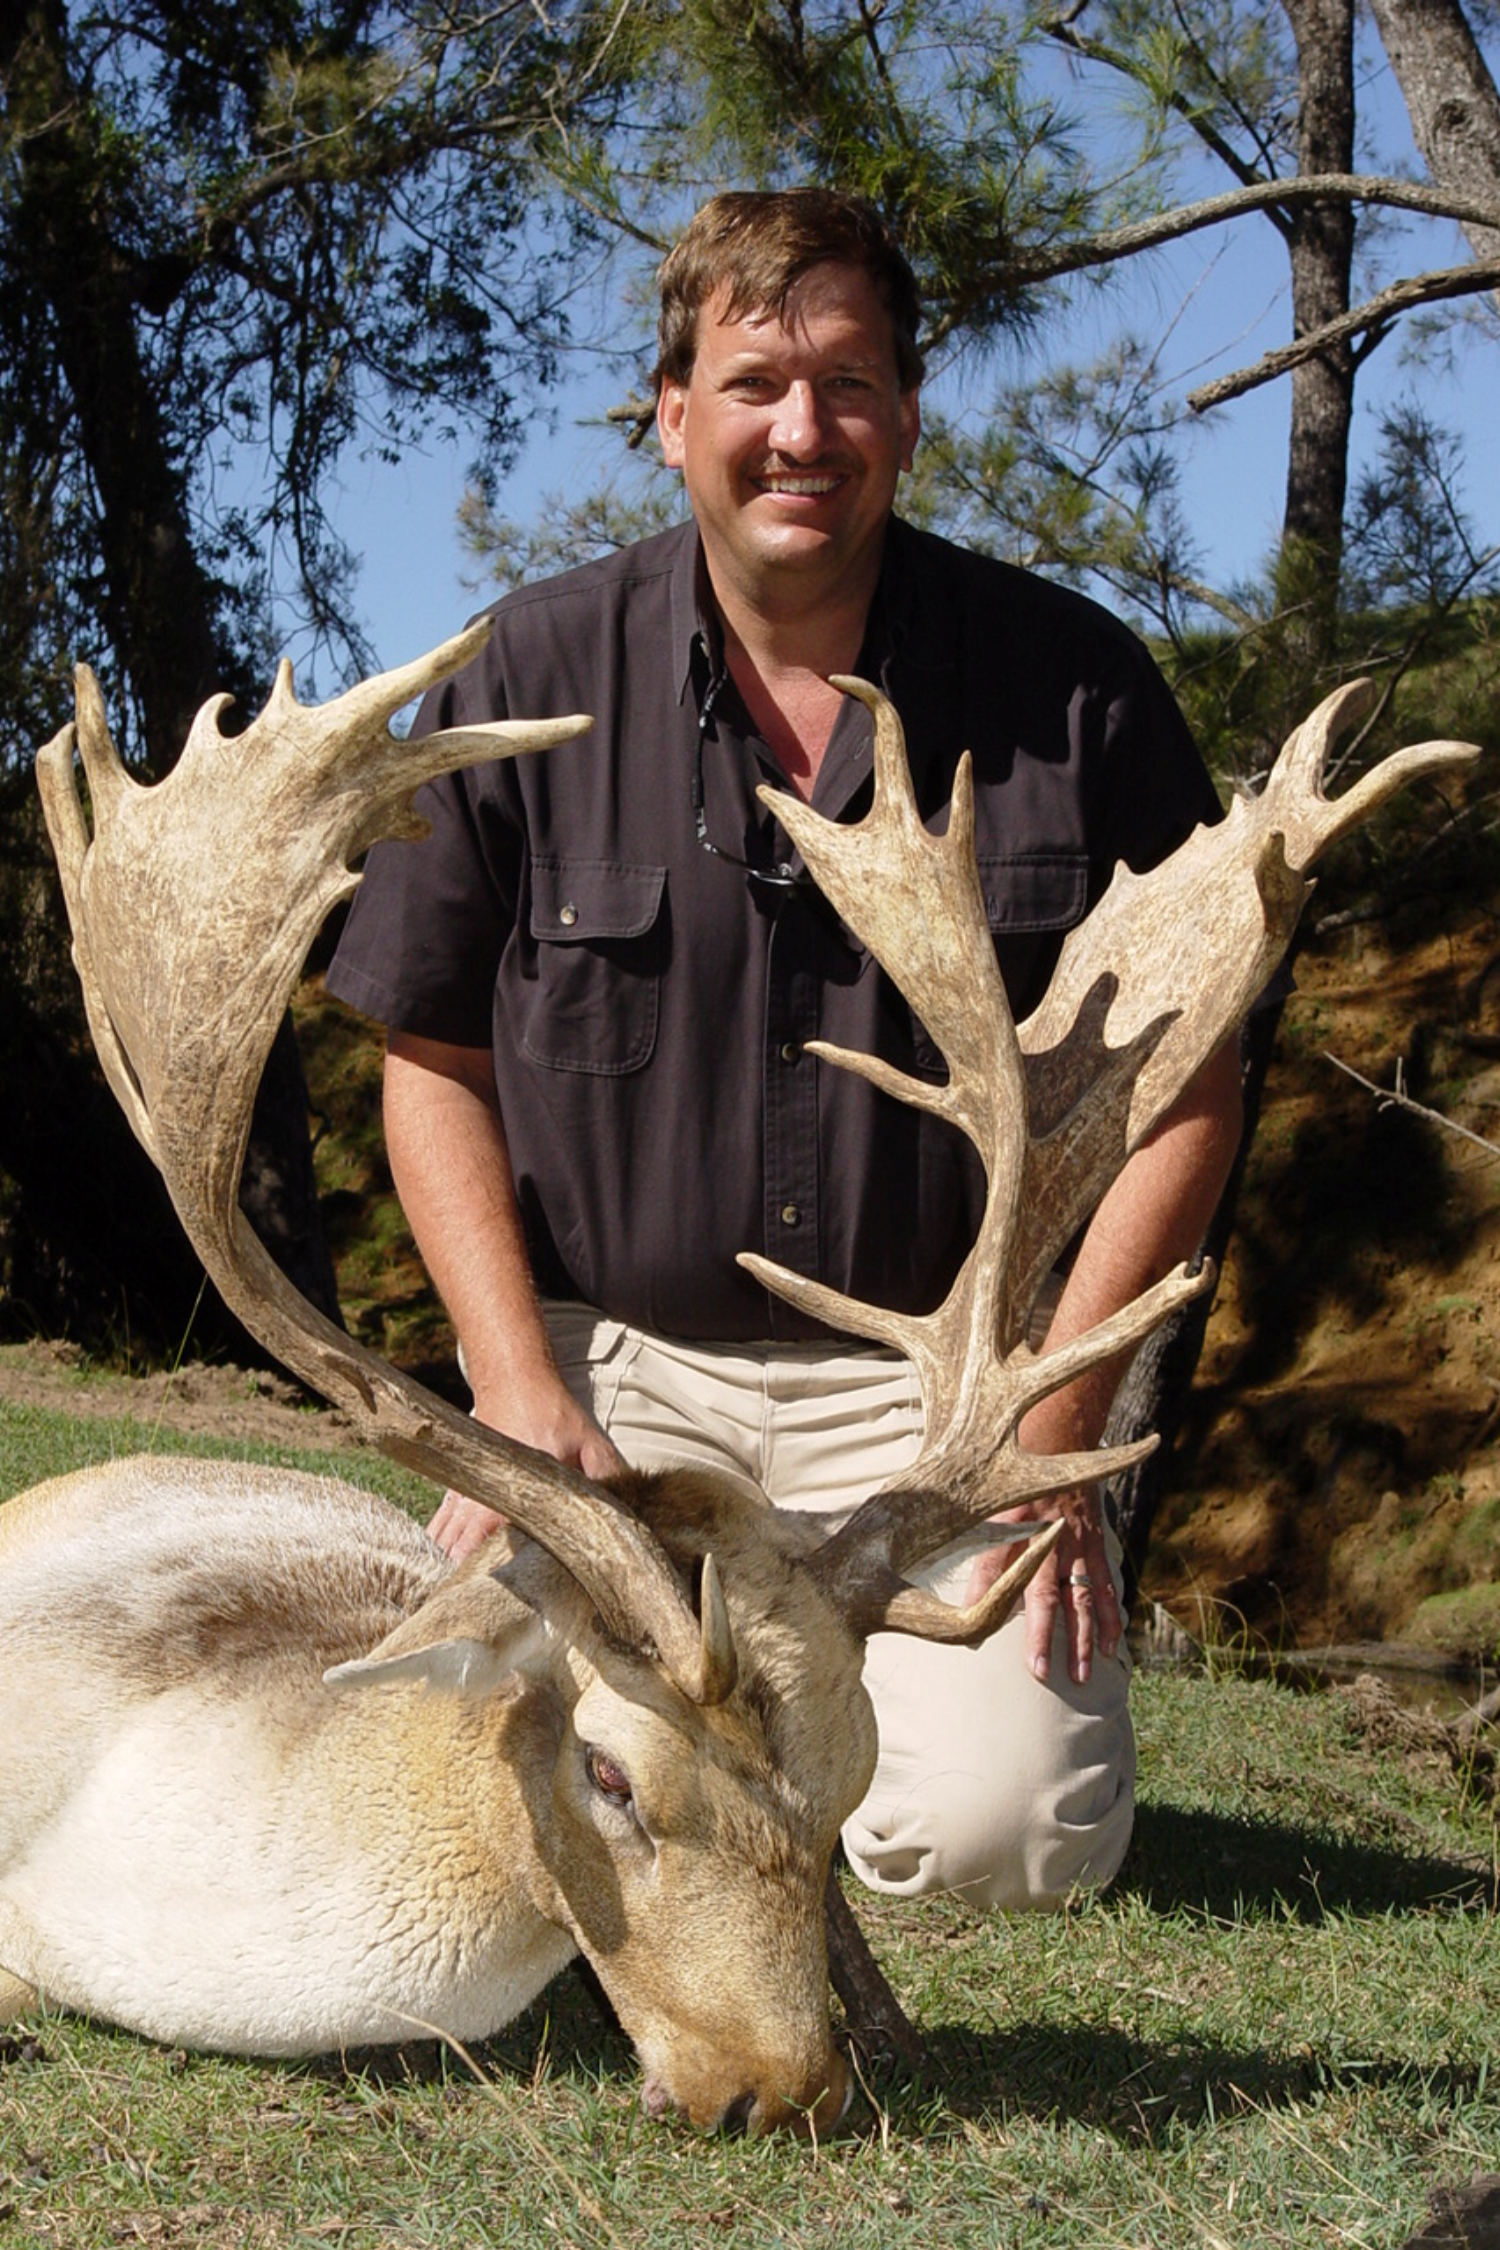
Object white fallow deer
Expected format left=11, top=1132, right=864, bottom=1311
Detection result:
left=0, top=630, right=1477, bottom=2134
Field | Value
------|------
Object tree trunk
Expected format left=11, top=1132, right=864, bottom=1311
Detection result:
left=2, top=0, right=340, bottom=1338
left=4, top=0, right=236, bottom=758
left=1366, top=0, right=1500, bottom=299
left=1277, top=0, right=1358, bottom=656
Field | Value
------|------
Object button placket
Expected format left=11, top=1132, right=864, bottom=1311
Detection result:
left=762, top=921, right=822, bottom=1305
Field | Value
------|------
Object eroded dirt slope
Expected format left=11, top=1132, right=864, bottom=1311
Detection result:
left=1146, top=911, right=1500, bottom=1656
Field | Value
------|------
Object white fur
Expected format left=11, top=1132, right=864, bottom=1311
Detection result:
left=0, top=1452, right=872, bottom=2130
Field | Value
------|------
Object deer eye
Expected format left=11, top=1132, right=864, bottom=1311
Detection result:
left=585, top=1745, right=635, bottom=1810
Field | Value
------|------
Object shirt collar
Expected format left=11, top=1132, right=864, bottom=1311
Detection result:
left=671, top=523, right=718, bottom=707
left=669, top=511, right=952, bottom=716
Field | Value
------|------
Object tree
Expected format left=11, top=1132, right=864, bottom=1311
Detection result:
left=0, top=0, right=627, bottom=1349
left=1368, top=0, right=1500, bottom=296
left=1278, top=0, right=1357, bottom=634
left=529, top=0, right=1498, bottom=651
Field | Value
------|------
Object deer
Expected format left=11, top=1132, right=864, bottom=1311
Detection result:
left=0, top=627, right=1477, bottom=2134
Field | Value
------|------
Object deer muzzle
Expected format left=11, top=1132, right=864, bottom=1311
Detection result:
left=640, top=2039, right=852, bottom=2136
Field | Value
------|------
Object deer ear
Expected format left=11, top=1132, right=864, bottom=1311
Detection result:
left=324, top=1567, right=544, bottom=1699
left=325, top=1639, right=526, bottom=1699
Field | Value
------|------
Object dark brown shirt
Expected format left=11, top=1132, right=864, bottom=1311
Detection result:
left=329, top=518, right=1222, bottom=1340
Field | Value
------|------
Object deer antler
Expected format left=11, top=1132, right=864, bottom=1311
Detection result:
left=743, top=677, right=1479, bottom=1636
left=1009, top=676, right=1464, bottom=1311
left=35, top=632, right=734, bottom=1706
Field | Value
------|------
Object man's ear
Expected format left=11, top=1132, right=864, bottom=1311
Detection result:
left=657, top=379, right=688, bottom=468
left=899, top=388, right=921, bottom=474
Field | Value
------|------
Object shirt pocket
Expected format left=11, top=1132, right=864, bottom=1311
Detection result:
left=520, top=859, right=667, bottom=1075
left=974, top=851, right=1090, bottom=932
left=908, top=851, right=1091, bottom=1071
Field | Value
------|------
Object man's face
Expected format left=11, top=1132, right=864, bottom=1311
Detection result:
left=656, top=262, right=920, bottom=612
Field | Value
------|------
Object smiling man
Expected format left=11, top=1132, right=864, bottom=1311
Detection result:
left=328, top=189, right=1242, bottom=1914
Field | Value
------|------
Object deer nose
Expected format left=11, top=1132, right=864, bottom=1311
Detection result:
left=720, top=2090, right=758, bottom=2136
left=738, top=2050, right=853, bottom=2137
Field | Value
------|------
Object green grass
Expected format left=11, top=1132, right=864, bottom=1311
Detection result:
left=3, top=1402, right=1498, bottom=2248
left=0, top=1395, right=434, bottom=1521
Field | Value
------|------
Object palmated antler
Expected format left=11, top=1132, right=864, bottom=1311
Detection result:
left=744, top=676, right=1479, bottom=1638
left=35, top=632, right=735, bottom=1706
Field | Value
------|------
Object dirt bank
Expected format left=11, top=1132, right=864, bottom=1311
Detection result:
left=1146, top=910, right=1500, bottom=1659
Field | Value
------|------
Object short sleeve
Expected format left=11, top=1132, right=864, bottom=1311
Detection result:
left=325, top=633, right=522, bottom=1045
left=1093, top=640, right=1223, bottom=883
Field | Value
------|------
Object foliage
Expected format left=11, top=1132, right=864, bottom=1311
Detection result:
left=1346, top=403, right=1500, bottom=615
left=899, top=345, right=1252, bottom=647
left=557, top=0, right=1100, bottom=339
left=0, top=0, right=646, bottom=1349
left=457, top=456, right=689, bottom=595
left=0, top=0, right=635, bottom=763
left=3, top=1392, right=1498, bottom=2248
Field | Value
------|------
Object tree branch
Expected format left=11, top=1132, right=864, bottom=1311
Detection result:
left=1004, top=171, right=1500, bottom=286
left=1325, top=1053, right=1500, bottom=1160
left=1187, top=257, right=1500, bottom=408
left=1046, top=16, right=1283, bottom=206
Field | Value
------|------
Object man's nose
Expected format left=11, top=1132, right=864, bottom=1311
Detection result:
left=769, top=381, right=829, bottom=454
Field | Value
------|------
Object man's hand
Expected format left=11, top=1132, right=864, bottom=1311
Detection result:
left=963, top=1493, right=1119, bottom=1685
left=428, top=1489, right=508, bottom=1561
left=959, top=1037, right=1244, bottom=1686
left=426, top=1382, right=625, bottom=1560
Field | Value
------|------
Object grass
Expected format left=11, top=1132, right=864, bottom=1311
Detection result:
left=3, top=1400, right=1499, bottom=2248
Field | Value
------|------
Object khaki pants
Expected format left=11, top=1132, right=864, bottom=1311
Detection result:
left=544, top=1303, right=1135, bottom=1914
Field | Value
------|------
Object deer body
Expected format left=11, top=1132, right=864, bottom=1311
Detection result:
left=0, top=1450, right=873, bottom=2125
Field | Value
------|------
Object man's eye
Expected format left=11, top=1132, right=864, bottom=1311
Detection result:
left=586, top=1746, right=635, bottom=1808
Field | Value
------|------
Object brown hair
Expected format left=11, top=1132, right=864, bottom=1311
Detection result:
left=654, top=189, right=924, bottom=395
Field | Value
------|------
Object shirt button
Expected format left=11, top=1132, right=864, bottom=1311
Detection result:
left=559, top=903, right=578, bottom=927
left=780, top=1203, right=801, bottom=1227
left=780, top=1041, right=800, bottom=1064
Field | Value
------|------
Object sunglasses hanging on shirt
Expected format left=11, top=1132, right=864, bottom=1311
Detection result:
left=691, top=669, right=812, bottom=891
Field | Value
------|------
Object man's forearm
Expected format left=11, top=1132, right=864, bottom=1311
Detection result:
left=1022, top=1034, right=1245, bottom=1458
left=382, top=1031, right=620, bottom=1487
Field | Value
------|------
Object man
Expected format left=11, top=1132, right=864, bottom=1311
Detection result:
left=328, top=189, right=1243, bottom=1912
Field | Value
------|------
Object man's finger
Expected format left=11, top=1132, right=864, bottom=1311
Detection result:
left=427, top=1490, right=506, bottom=1560
left=1064, top=1563, right=1100, bottom=1683
left=1024, top=1562, right=1063, bottom=1682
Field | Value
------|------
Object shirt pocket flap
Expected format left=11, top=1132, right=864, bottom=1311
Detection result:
left=975, top=852, right=1089, bottom=933
left=529, top=859, right=667, bottom=943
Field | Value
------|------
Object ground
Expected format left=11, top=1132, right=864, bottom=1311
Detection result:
left=0, top=1339, right=361, bottom=1452
left=4, top=911, right=1499, bottom=1665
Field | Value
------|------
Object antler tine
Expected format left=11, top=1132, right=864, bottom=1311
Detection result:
left=749, top=676, right=1028, bottom=1390
left=866, top=1516, right=1067, bottom=1648
left=746, top=678, right=1481, bottom=1623
left=1013, top=685, right=1480, bottom=1300
left=35, top=649, right=730, bottom=1708
left=1261, top=678, right=1477, bottom=871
